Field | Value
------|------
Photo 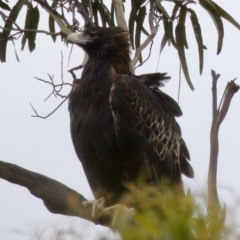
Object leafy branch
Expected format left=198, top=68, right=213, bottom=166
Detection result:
left=1, top=0, right=240, bottom=89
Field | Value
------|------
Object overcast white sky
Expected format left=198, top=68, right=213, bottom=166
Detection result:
left=1, top=1, right=240, bottom=239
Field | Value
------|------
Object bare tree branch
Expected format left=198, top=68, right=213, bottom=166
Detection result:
left=178, top=64, right=182, bottom=103
left=0, top=160, right=111, bottom=227
left=34, top=74, right=71, bottom=99
left=208, top=71, right=221, bottom=212
left=73, top=0, right=95, bottom=27
left=217, top=80, right=239, bottom=125
left=0, top=26, right=62, bottom=38
left=68, top=65, right=84, bottom=80
left=211, top=70, right=220, bottom=116
left=208, top=71, right=239, bottom=213
left=135, top=40, right=154, bottom=69
left=113, top=0, right=127, bottom=29
left=30, top=98, right=68, bottom=119
left=0, top=11, right=61, bottom=42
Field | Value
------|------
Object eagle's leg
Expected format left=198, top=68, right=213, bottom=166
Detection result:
left=82, top=197, right=106, bottom=217
left=102, top=204, right=135, bottom=229
left=83, top=198, right=135, bottom=229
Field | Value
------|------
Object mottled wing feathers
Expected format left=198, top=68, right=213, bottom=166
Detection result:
left=137, top=72, right=170, bottom=89
left=110, top=75, right=193, bottom=184
left=179, top=139, right=194, bottom=178
left=137, top=73, right=183, bottom=117
left=155, top=90, right=183, bottom=117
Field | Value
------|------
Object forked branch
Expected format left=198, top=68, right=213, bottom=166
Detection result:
left=30, top=99, right=68, bottom=119
left=208, top=70, right=239, bottom=213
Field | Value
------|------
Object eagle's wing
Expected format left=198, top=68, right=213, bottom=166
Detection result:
left=109, top=75, right=193, bottom=185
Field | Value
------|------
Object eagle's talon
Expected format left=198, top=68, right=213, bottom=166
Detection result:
left=102, top=204, right=135, bottom=229
left=82, top=200, right=92, bottom=207
left=82, top=197, right=106, bottom=218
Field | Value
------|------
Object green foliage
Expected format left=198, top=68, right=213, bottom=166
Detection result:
left=49, top=0, right=58, bottom=42
left=157, top=0, right=240, bottom=89
left=21, top=3, right=40, bottom=52
left=0, top=0, right=240, bottom=84
left=199, top=0, right=224, bottom=55
left=135, top=6, right=146, bottom=63
left=0, top=0, right=11, bottom=11
left=117, top=186, right=235, bottom=240
left=175, top=6, right=195, bottom=90
left=187, top=9, right=206, bottom=75
left=0, top=0, right=27, bottom=62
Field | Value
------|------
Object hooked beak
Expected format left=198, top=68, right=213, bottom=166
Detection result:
left=66, top=32, right=91, bottom=46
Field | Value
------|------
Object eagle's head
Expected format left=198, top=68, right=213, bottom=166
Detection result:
left=66, top=27, right=132, bottom=73
left=66, top=27, right=130, bottom=58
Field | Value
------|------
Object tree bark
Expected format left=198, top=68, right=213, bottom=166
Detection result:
left=0, top=160, right=111, bottom=228
left=208, top=71, right=239, bottom=212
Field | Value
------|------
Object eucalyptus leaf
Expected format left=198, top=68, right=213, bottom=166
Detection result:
left=188, top=8, right=205, bottom=75
left=21, top=2, right=33, bottom=51
left=49, top=0, right=58, bottom=42
left=199, top=0, right=224, bottom=54
left=128, top=8, right=137, bottom=49
left=0, top=0, right=27, bottom=62
left=23, top=5, right=39, bottom=52
left=156, top=2, right=170, bottom=19
left=92, top=0, right=99, bottom=26
left=99, top=3, right=114, bottom=27
left=0, top=0, right=11, bottom=11
left=168, top=4, right=180, bottom=48
left=211, top=1, right=240, bottom=30
left=29, top=6, right=39, bottom=52
left=98, top=3, right=106, bottom=27
left=141, top=26, right=150, bottom=37
left=176, top=7, right=194, bottom=90
left=160, top=33, right=168, bottom=53
left=110, top=2, right=115, bottom=26
left=135, top=6, right=146, bottom=63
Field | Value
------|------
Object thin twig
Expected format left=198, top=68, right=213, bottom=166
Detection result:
left=31, top=70, right=73, bottom=118
left=68, top=64, right=84, bottom=80
left=0, top=11, right=62, bottom=39
left=133, top=9, right=158, bottom=66
left=68, top=45, right=74, bottom=67
left=135, top=41, right=154, bottom=69
left=30, top=98, right=68, bottom=119
left=55, top=52, right=65, bottom=94
left=73, top=0, right=95, bottom=27
left=211, top=70, right=220, bottom=116
left=34, top=75, right=72, bottom=99
left=217, top=79, right=239, bottom=125
left=0, top=31, right=21, bottom=41
left=217, top=78, right=237, bottom=114
left=178, top=63, right=182, bottom=103
left=61, top=52, right=64, bottom=86
left=0, top=26, right=62, bottom=37
left=34, top=78, right=72, bottom=88
left=0, top=11, right=21, bottom=29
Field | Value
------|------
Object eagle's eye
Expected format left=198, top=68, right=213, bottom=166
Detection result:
left=90, top=34, right=98, bottom=40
